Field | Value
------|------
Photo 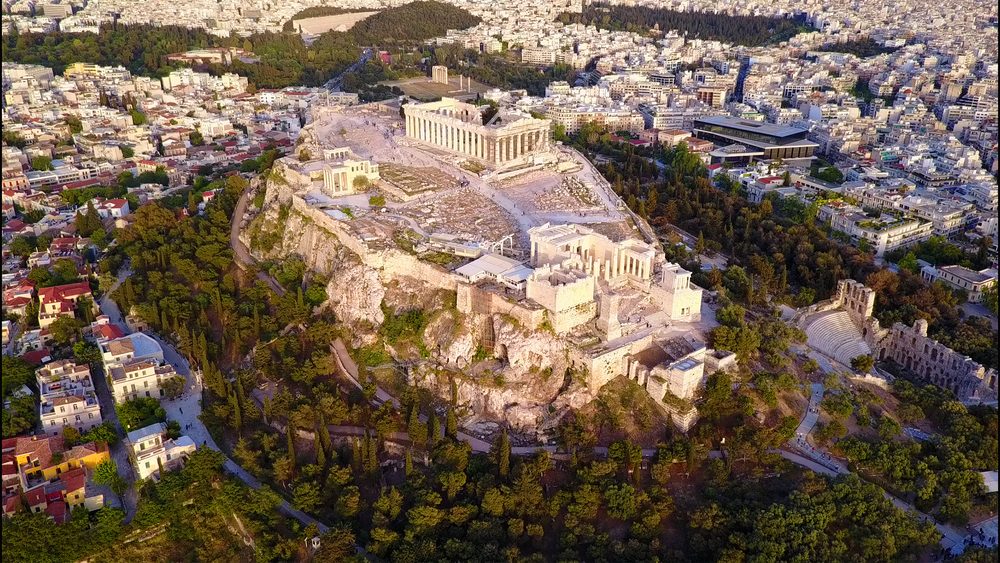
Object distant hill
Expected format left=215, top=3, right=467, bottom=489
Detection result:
left=282, top=7, right=374, bottom=33
left=556, top=3, right=810, bottom=47
left=348, top=1, right=481, bottom=45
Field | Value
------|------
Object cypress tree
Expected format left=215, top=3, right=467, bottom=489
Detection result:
left=445, top=407, right=458, bottom=439
left=286, top=424, right=296, bottom=470
left=428, top=413, right=440, bottom=447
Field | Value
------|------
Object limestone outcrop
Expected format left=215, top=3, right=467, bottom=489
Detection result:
left=243, top=166, right=586, bottom=431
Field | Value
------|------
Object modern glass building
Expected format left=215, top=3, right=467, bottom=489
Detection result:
left=693, top=116, right=818, bottom=164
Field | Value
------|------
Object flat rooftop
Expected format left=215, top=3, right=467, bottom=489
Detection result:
left=694, top=115, right=808, bottom=138
left=939, top=265, right=997, bottom=285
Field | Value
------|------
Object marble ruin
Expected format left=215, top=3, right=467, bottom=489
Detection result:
left=249, top=99, right=723, bottom=433
left=798, top=279, right=997, bottom=402
left=404, top=98, right=551, bottom=167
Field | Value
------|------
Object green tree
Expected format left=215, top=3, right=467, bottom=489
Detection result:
left=31, top=155, right=54, bottom=171
left=492, top=429, right=511, bottom=479
left=850, top=355, right=875, bottom=373
left=93, top=459, right=127, bottom=496
left=48, top=315, right=84, bottom=346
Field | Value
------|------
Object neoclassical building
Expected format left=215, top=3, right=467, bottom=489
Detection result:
left=404, top=98, right=551, bottom=166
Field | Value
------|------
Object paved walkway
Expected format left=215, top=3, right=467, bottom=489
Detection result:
left=794, top=383, right=825, bottom=442
left=102, top=266, right=328, bottom=533
left=231, top=185, right=286, bottom=296
left=779, top=362, right=965, bottom=553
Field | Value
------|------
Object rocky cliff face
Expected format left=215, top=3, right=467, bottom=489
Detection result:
left=245, top=168, right=591, bottom=432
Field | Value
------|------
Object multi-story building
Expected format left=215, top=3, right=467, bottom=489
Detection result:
left=824, top=207, right=934, bottom=256
left=126, top=423, right=196, bottom=481
left=2, top=435, right=109, bottom=521
left=108, top=359, right=179, bottom=403
left=99, top=332, right=164, bottom=367
left=36, top=360, right=102, bottom=437
left=921, top=265, right=998, bottom=303
left=693, top=116, right=818, bottom=164
left=36, top=282, right=93, bottom=329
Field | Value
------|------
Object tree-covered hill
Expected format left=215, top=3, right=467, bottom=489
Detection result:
left=556, top=3, right=810, bottom=46
left=2, top=1, right=480, bottom=89
left=350, top=0, right=480, bottom=45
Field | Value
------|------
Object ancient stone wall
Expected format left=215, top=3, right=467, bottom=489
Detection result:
left=879, top=319, right=997, bottom=401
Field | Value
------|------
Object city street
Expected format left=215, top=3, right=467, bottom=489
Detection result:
left=98, top=267, right=330, bottom=534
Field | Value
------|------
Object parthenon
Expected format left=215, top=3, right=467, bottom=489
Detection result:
left=404, top=97, right=551, bottom=166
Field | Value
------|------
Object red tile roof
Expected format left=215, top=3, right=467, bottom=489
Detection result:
left=15, top=435, right=64, bottom=469
left=37, top=282, right=91, bottom=305
left=21, top=349, right=52, bottom=365
left=45, top=499, right=68, bottom=523
left=95, top=324, right=126, bottom=340
left=59, top=467, right=86, bottom=493
left=25, top=487, right=47, bottom=508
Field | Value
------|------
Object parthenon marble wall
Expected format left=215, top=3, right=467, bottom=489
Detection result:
left=404, top=98, right=551, bottom=165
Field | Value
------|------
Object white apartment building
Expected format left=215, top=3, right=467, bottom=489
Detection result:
left=126, top=423, right=196, bottom=481
left=108, top=360, right=179, bottom=403
left=36, top=360, right=103, bottom=437
left=826, top=208, right=934, bottom=257
left=921, top=265, right=998, bottom=303
left=99, top=332, right=164, bottom=367
left=544, top=104, right=645, bottom=134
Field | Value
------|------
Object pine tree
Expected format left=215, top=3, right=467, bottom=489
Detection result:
left=316, top=434, right=327, bottom=468
left=351, top=439, right=363, bottom=470
left=364, top=434, right=379, bottom=473
left=228, top=384, right=242, bottom=432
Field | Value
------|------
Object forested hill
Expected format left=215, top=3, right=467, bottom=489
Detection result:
left=350, top=0, right=480, bottom=45
left=556, top=3, right=810, bottom=46
left=2, top=1, right=479, bottom=88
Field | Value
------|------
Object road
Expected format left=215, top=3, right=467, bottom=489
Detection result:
left=780, top=366, right=966, bottom=553
left=231, top=185, right=287, bottom=296
left=99, top=268, right=330, bottom=534
left=90, top=354, right=139, bottom=521
left=794, top=383, right=825, bottom=441
left=324, top=48, right=373, bottom=92
left=93, top=265, right=139, bottom=520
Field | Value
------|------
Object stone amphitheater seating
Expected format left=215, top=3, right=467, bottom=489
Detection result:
left=803, top=310, right=871, bottom=366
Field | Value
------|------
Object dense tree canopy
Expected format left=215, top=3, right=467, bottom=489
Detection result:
left=557, top=3, right=810, bottom=46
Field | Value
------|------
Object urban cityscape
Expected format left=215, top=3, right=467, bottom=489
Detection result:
left=1, top=0, right=997, bottom=561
